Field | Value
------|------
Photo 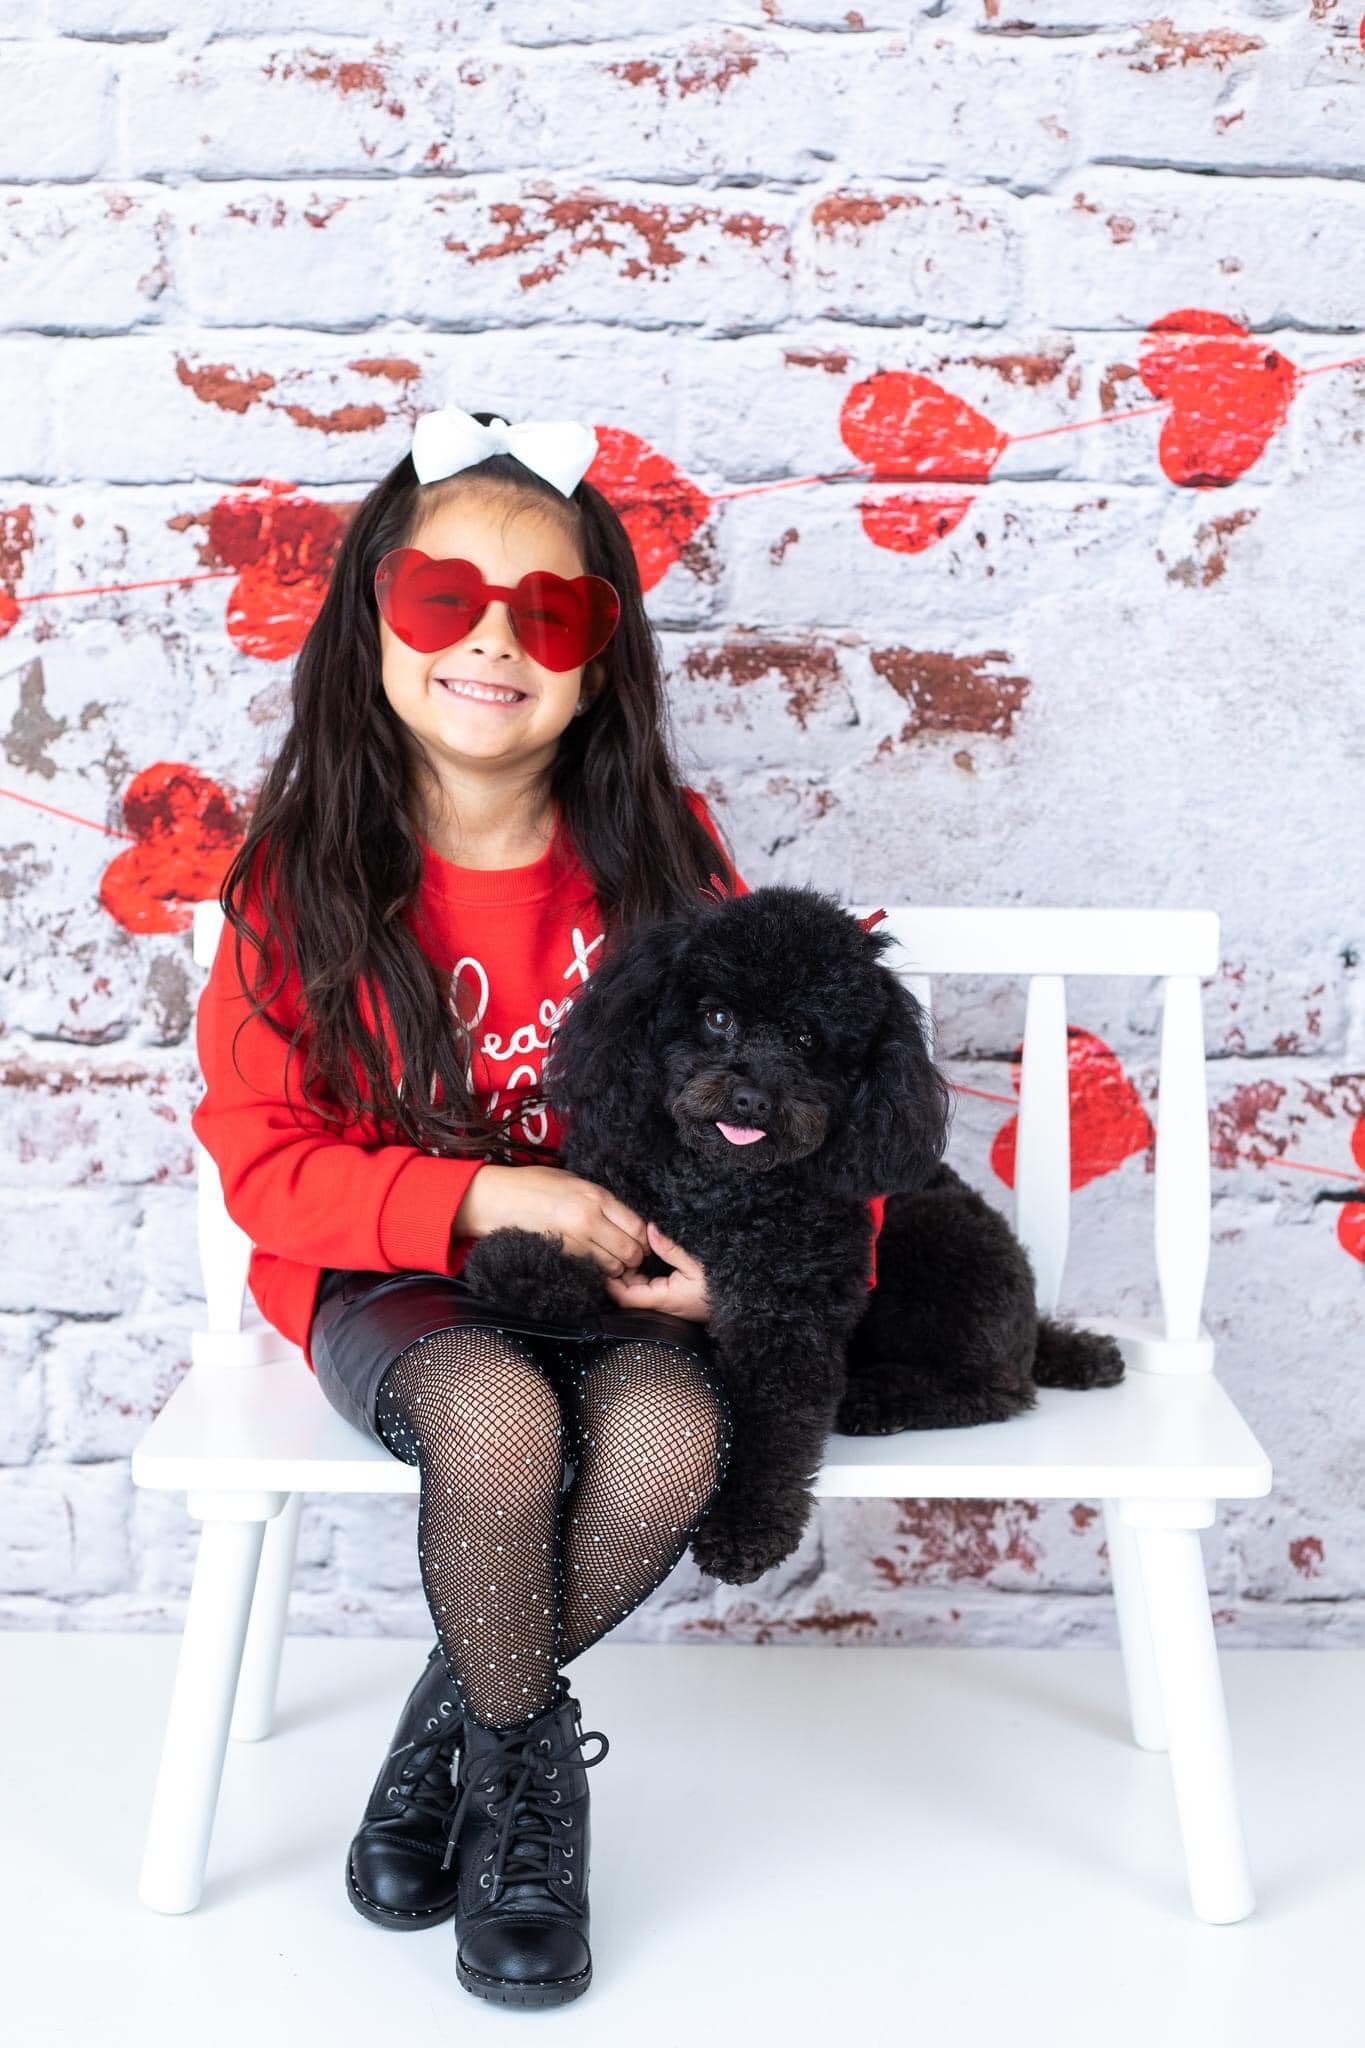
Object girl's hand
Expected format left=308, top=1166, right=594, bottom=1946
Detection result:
left=603, top=1221, right=711, bottom=1323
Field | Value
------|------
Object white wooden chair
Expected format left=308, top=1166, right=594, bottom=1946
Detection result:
left=132, top=898, right=1272, bottom=1924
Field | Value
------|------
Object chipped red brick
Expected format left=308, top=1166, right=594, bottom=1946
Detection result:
left=1071, top=1503, right=1099, bottom=1530
left=811, top=191, right=920, bottom=233
left=350, top=356, right=422, bottom=383
left=276, top=398, right=388, bottom=434
left=0, top=503, right=35, bottom=585
left=783, top=347, right=851, bottom=374
left=176, top=357, right=277, bottom=415
left=961, top=346, right=1073, bottom=387
left=1100, top=361, right=1142, bottom=413
left=883, top=1498, right=1042, bottom=1580
left=683, top=638, right=844, bottom=730
left=1210, top=1078, right=1289, bottom=1170
left=869, top=647, right=1030, bottom=740
left=1160, top=507, right=1258, bottom=588
left=1289, top=1536, right=1325, bottom=1578
left=1128, top=21, right=1265, bottom=72
left=607, top=43, right=760, bottom=99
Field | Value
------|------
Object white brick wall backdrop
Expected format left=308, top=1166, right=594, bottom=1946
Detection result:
left=1, top=3, right=1361, bottom=1653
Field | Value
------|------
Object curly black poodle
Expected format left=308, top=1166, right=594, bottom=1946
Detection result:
left=460, top=883, right=1123, bottom=1585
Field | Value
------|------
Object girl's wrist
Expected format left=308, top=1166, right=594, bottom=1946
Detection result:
left=450, top=1162, right=510, bottom=1243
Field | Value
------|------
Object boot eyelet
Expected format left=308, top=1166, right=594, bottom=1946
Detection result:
left=479, top=1873, right=490, bottom=1887
left=550, top=1790, right=561, bottom=1803
left=386, top=1786, right=399, bottom=1800
left=544, top=1766, right=557, bottom=1779
left=561, top=1872, right=572, bottom=1883
left=539, top=1738, right=551, bottom=1750
left=483, top=1850, right=492, bottom=1862
left=563, top=1844, right=574, bottom=1857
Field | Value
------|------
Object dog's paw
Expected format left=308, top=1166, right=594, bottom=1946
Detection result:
left=833, top=1384, right=915, bottom=1436
left=461, top=1228, right=608, bottom=1322
left=688, top=1516, right=803, bottom=1586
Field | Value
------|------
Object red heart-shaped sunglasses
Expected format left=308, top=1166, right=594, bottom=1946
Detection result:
left=373, top=548, right=622, bottom=674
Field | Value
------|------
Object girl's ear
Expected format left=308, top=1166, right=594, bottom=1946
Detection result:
left=819, top=972, right=953, bottom=1200
left=543, top=916, right=692, bottom=1152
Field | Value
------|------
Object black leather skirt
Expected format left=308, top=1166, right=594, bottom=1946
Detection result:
left=309, top=1265, right=719, bottom=1446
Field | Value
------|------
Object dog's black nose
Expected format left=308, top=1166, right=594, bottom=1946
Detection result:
left=729, top=1083, right=772, bottom=1122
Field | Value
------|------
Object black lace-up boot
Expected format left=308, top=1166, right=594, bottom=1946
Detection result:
left=346, top=1640, right=570, bottom=1931
left=442, top=1685, right=609, bottom=2006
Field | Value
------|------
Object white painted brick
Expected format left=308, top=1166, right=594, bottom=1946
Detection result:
left=847, top=32, right=1081, bottom=190
left=43, top=1313, right=190, bottom=1460
left=0, top=340, right=56, bottom=477
left=1075, top=22, right=1365, bottom=180
left=793, top=183, right=1021, bottom=326
left=175, top=183, right=406, bottom=328
left=0, top=1314, right=48, bottom=1463
left=1021, top=168, right=1365, bottom=330
left=0, top=188, right=172, bottom=335
left=0, top=1192, right=141, bottom=1314
left=0, top=1052, right=193, bottom=1191
left=329, top=1490, right=425, bottom=1591
left=395, top=182, right=794, bottom=332
left=118, top=40, right=430, bottom=180
left=0, top=1461, right=131, bottom=1594
left=0, top=41, right=115, bottom=181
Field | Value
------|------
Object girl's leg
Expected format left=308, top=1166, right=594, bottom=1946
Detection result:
left=372, top=1325, right=569, bottom=1733
left=555, top=1336, right=733, bottom=1666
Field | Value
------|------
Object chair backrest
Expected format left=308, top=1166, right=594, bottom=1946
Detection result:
left=188, top=898, right=1218, bottom=1373
left=849, top=904, right=1218, bottom=1365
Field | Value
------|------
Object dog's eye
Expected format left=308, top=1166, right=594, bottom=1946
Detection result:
left=793, top=1026, right=815, bottom=1054
left=703, top=1006, right=734, bottom=1036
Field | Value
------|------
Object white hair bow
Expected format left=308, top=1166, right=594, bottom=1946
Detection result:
left=410, top=394, right=598, bottom=498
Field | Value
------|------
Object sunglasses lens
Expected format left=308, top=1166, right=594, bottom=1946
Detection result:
left=512, top=573, right=621, bottom=671
left=374, top=550, right=622, bottom=670
left=374, top=550, right=486, bottom=654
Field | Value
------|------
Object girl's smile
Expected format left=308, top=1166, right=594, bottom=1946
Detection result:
left=434, top=674, right=531, bottom=708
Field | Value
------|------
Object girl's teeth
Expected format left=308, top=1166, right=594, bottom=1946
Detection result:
left=441, top=679, right=523, bottom=704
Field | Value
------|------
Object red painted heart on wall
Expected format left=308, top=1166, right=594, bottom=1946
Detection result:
left=839, top=372, right=1007, bottom=554
left=99, top=763, right=245, bottom=934
left=206, top=484, right=349, bottom=661
left=1340, top=1114, right=1365, bottom=1264
left=990, top=1025, right=1154, bottom=1191
left=585, top=426, right=713, bottom=592
left=1138, top=309, right=1299, bottom=488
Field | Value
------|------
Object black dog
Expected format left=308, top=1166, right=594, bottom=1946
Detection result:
left=460, top=883, right=1124, bottom=1585
left=460, top=883, right=950, bottom=1584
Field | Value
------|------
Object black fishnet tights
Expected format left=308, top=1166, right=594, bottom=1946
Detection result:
left=372, top=1325, right=732, bottom=1733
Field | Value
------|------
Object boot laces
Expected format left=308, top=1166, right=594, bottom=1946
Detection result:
left=441, top=1717, right=609, bottom=1898
left=385, top=1697, right=461, bottom=1827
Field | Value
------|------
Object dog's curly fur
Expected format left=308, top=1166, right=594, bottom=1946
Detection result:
left=460, top=883, right=1123, bottom=1586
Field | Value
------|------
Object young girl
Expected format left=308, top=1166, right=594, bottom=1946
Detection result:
left=190, top=399, right=755, bottom=2010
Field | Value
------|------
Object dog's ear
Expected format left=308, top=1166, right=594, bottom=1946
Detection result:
left=542, top=915, right=692, bottom=1152
left=819, top=970, right=953, bottom=1199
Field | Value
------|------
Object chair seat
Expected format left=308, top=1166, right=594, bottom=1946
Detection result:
left=131, top=1314, right=1272, bottom=1506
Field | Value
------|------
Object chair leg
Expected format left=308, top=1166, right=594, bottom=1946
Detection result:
left=1120, top=1497, right=1256, bottom=1924
left=1102, top=1498, right=1167, bottom=1751
left=138, top=1487, right=286, bottom=1915
left=230, top=1490, right=302, bottom=1744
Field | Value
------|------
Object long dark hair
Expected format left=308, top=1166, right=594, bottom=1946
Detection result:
left=217, top=416, right=739, bottom=1165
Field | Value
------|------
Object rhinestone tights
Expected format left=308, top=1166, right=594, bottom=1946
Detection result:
left=372, top=1325, right=732, bottom=1735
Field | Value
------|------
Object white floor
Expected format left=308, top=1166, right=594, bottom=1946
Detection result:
left=4, top=1633, right=1359, bottom=2046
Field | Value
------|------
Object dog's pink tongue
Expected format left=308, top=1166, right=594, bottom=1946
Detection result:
left=716, top=1121, right=767, bottom=1146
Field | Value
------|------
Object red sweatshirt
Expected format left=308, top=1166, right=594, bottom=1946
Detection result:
left=191, top=786, right=884, bottom=1371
